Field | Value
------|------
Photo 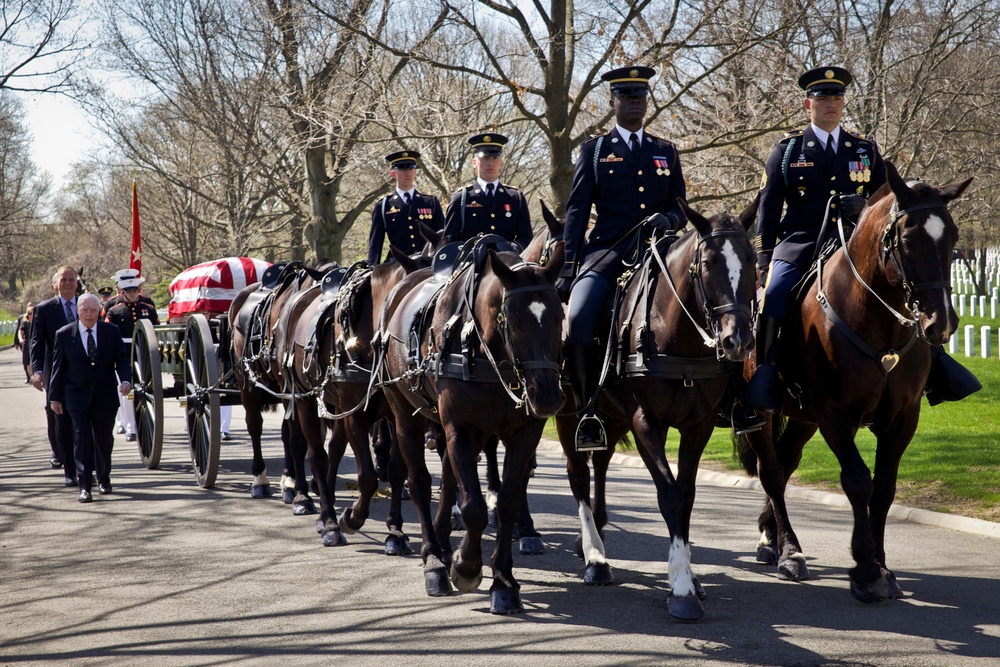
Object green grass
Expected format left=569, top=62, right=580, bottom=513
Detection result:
left=1, top=308, right=16, bottom=346
left=543, top=323, right=1000, bottom=520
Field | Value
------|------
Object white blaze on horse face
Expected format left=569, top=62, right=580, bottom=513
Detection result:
left=668, top=535, right=697, bottom=597
left=722, top=239, right=741, bottom=298
left=529, top=301, right=546, bottom=325
left=924, top=214, right=946, bottom=243
left=577, top=500, right=607, bottom=564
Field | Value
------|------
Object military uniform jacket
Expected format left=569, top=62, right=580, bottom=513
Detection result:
left=442, top=182, right=532, bottom=248
left=368, top=190, right=445, bottom=265
left=562, top=130, right=686, bottom=280
left=757, top=125, right=886, bottom=269
left=101, top=294, right=156, bottom=319
left=105, top=298, right=160, bottom=338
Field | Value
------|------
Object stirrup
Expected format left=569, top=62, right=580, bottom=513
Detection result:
left=575, top=415, right=607, bottom=453
left=731, top=401, right=765, bottom=435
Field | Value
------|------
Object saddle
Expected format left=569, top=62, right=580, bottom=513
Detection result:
left=236, top=260, right=311, bottom=366
left=302, top=261, right=372, bottom=383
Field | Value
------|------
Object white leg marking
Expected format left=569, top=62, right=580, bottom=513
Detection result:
left=668, top=535, right=696, bottom=598
left=281, top=474, right=295, bottom=490
left=253, top=472, right=270, bottom=488
left=923, top=214, right=945, bottom=242
left=722, top=239, right=742, bottom=298
left=529, top=301, right=546, bottom=326
left=486, top=489, right=498, bottom=511
left=758, top=530, right=771, bottom=547
left=578, top=501, right=606, bottom=565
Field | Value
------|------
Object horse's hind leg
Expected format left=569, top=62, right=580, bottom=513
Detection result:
left=484, top=434, right=501, bottom=529
left=244, top=389, right=273, bottom=499
left=756, top=419, right=815, bottom=567
left=383, top=420, right=412, bottom=556
left=286, top=413, right=316, bottom=516
left=338, top=412, right=380, bottom=535
left=511, top=453, right=545, bottom=555
left=298, top=403, right=344, bottom=546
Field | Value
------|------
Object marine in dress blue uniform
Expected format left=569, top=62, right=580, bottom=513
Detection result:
left=367, top=150, right=445, bottom=265
left=557, top=65, right=688, bottom=451
left=442, top=133, right=533, bottom=248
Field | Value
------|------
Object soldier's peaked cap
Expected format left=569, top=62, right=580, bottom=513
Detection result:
left=601, top=66, right=656, bottom=94
left=799, top=66, right=852, bottom=97
left=385, top=150, right=420, bottom=168
left=468, top=133, right=508, bottom=156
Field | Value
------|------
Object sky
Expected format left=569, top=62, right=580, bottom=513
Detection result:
left=19, top=91, right=97, bottom=189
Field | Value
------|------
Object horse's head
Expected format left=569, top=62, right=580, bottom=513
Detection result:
left=881, top=162, right=973, bottom=345
left=520, top=199, right=565, bottom=265
left=679, top=198, right=759, bottom=362
left=482, top=243, right=567, bottom=418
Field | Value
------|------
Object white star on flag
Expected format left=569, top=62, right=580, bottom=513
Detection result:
left=132, top=247, right=142, bottom=263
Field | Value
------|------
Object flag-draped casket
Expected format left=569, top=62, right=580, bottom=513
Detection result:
left=167, top=257, right=271, bottom=322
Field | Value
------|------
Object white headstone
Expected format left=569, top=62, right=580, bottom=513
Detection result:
left=981, top=326, right=991, bottom=358
left=964, top=324, right=974, bottom=357
left=979, top=296, right=986, bottom=316
left=949, top=335, right=957, bottom=355
left=992, top=296, right=997, bottom=320
left=959, top=294, right=966, bottom=317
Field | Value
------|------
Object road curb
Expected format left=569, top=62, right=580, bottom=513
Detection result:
left=537, top=438, right=1000, bottom=540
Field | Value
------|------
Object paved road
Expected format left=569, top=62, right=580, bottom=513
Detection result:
left=1, top=347, right=998, bottom=666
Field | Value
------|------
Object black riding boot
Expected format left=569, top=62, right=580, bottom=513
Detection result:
left=565, top=343, right=607, bottom=452
left=743, top=315, right=784, bottom=413
left=925, top=346, right=982, bottom=406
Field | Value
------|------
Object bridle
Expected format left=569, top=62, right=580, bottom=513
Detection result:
left=652, top=226, right=755, bottom=357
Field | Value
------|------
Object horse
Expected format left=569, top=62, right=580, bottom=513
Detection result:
left=228, top=262, right=330, bottom=511
left=377, top=237, right=566, bottom=613
left=553, top=198, right=759, bottom=620
left=735, top=162, right=973, bottom=602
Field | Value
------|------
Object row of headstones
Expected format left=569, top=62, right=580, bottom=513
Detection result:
left=953, top=293, right=998, bottom=319
left=953, top=247, right=1000, bottom=296
left=952, top=324, right=1000, bottom=360
left=0, top=320, right=18, bottom=337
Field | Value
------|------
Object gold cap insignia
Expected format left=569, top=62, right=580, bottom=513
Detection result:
left=483, top=135, right=491, bottom=143
left=629, top=69, right=639, bottom=78
left=825, top=70, right=834, bottom=79
left=402, top=152, right=409, bottom=157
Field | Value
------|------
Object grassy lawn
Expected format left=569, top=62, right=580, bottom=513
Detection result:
left=544, top=314, right=1000, bottom=522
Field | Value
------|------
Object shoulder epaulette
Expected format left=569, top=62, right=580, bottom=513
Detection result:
left=778, top=129, right=803, bottom=144
left=841, top=127, right=872, bottom=142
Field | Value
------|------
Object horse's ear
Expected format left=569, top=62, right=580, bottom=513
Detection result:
left=542, top=240, right=566, bottom=282
left=486, top=250, right=517, bottom=287
left=539, top=198, right=564, bottom=237
left=679, top=198, right=709, bottom=235
left=388, top=245, right=418, bottom=273
left=938, top=177, right=974, bottom=204
left=418, top=221, right=437, bottom=245
left=885, top=161, right=915, bottom=204
left=737, top=192, right=761, bottom=229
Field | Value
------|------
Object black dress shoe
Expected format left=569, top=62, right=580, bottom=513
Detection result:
left=50, top=457, right=62, bottom=469
left=575, top=415, right=608, bottom=452
left=125, top=433, right=137, bottom=442
left=78, top=489, right=93, bottom=503
left=64, top=476, right=77, bottom=487
left=98, top=482, right=113, bottom=495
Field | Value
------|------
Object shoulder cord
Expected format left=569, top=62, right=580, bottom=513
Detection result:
left=460, top=187, right=467, bottom=239
left=381, top=195, right=389, bottom=229
left=592, top=136, right=605, bottom=185
left=781, top=136, right=798, bottom=186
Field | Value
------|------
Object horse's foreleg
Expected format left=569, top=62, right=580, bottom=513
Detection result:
left=298, top=403, right=343, bottom=545
left=484, top=434, right=501, bottom=529
left=445, top=420, right=487, bottom=596
left=338, top=412, right=379, bottom=534
left=285, top=411, right=316, bottom=516
left=431, top=443, right=456, bottom=565
left=243, top=389, right=272, bottom=499
left=383, top=418, right=412, bottom=556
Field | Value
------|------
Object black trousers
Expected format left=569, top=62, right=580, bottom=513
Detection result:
left=69, top=408, right=117, bottom=490
left=45, top=401, right=75, bottom=470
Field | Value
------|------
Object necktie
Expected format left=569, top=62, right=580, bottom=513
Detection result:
left=86, top=328, right=96, bottom=363
left=403, top=192, right=411, bottom=206
left=486, top=182, right=495, bottom=201
left=826, top=134, right=836, bottom=161
left=629, top=132, right=640, bottom=155
left=65, top=300, right=75, bottom=322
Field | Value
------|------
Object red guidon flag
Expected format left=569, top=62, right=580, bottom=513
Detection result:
left=130, top=181, right=142, bottom=275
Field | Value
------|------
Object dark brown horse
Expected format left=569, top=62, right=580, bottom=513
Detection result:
left=554, top=199, right=759, bottom=620
left=377, top=239, right=566, bottom=613
left=736, top=163, right=972, bottom=602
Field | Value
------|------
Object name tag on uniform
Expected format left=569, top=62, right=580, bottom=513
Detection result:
left=789, top=162, right=814, bottom=168
left=599, top=155, right=623, bottom=163
left=466, top=201, right=483, bottom=208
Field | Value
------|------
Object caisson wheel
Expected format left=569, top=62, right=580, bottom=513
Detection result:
left=183, top=314, right=221, bottom=488
left=131, top=319, right=163, bottom=469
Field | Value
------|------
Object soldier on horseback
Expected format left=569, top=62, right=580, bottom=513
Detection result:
left=556, top=65, right=687, bottom=451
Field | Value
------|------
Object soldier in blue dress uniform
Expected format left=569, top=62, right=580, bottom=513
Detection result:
left=555, top=65, right=687, bottom=451
left=442, top=133, right=533, bottom=248
left=744, top=65, right=978, bottom=412
left=368, top=150, right=445, bottom=265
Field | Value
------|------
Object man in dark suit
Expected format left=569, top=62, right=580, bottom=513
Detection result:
left=49, top=292, right=132, bottom=502
left=555, top=65, right=687, bottom=451
left=30, top=266, right=81, bottom=480
left=368, top=150, right=445, bottom=265
left=442, top=133, right=533, bottom=249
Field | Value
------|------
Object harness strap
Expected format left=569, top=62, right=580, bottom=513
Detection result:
left=817, top=289, right=918, bottom=374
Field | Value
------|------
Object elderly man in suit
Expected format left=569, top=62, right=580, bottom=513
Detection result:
left=30, top=266, right=81, bottom=480
left=49, top=293, right=132, bottom=502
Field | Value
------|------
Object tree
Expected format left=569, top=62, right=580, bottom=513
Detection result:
left=0, top=0, right=87, bottom=94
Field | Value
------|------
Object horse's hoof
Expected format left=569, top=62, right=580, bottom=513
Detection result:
left=490, top=588, right=525, bottom=614
left=281, top=488, right=295, bottom=504
left=451, top=509, right=464, bottom=532
left=850, top=575, right=890, bottom=603
left=322, top=528, right=347, bottom=547
left=692, top=576, right=707, bottom=601
left=756, top=544, right=779, bottom=565
left=519, top=536, right=545, bottom=555
left=338, top=508, right=359, bottom=535
left=292, top=497, right=317, bottom=516
left=424, top=566, right=453, bottom=597
left=385, top=534, right=412, bottom=556
left=450, top=561, right=483, bottom=593
left=250, top=484, right=272, bottom=499
left=883, top=568, right=904, bottom=599
left=583, top=562, right=614, bottom=586
left=668, top=594, right=704, bottom=621
left=487, top=509, right=498, bottom=530
left=315, top=519, right=325, bottom=534
left=777, top=555, right=809, bottom=582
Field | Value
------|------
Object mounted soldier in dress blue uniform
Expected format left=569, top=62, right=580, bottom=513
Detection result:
left=442, top=133, right=533, bottom=249
left=556, top=65, right=688, bottom=451
left=368, top=150, right=445, bottom=265
left=744, top=66, right=979, bottom=413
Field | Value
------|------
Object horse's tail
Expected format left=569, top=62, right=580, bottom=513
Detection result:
left=731, top=415, right=787, bottom=478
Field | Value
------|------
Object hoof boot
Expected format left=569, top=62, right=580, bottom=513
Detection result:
left=583, top=562, right=614, bottom=586
left=668, top=594, right=704, bottom=621
left=384, top=534, right=412, bottom=556
left=250, top=484, right=272, bottom=499
left=490, top=588, right=524, bottom=614
left=281, top=488, right=295, bottom=504
left=424, top=567, right=453, bottom=597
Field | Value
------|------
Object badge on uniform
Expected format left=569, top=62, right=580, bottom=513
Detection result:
left=600, top=155, right=623, bottom=163
left=388, top=206, right=400, bottom=214
left=466, top=201, right=483, bottom=208
left=418, top=207, right=431, bottom=219
left=504, top=203, right=512, bottom=218
left=653, top=156, right=670, bottom=176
